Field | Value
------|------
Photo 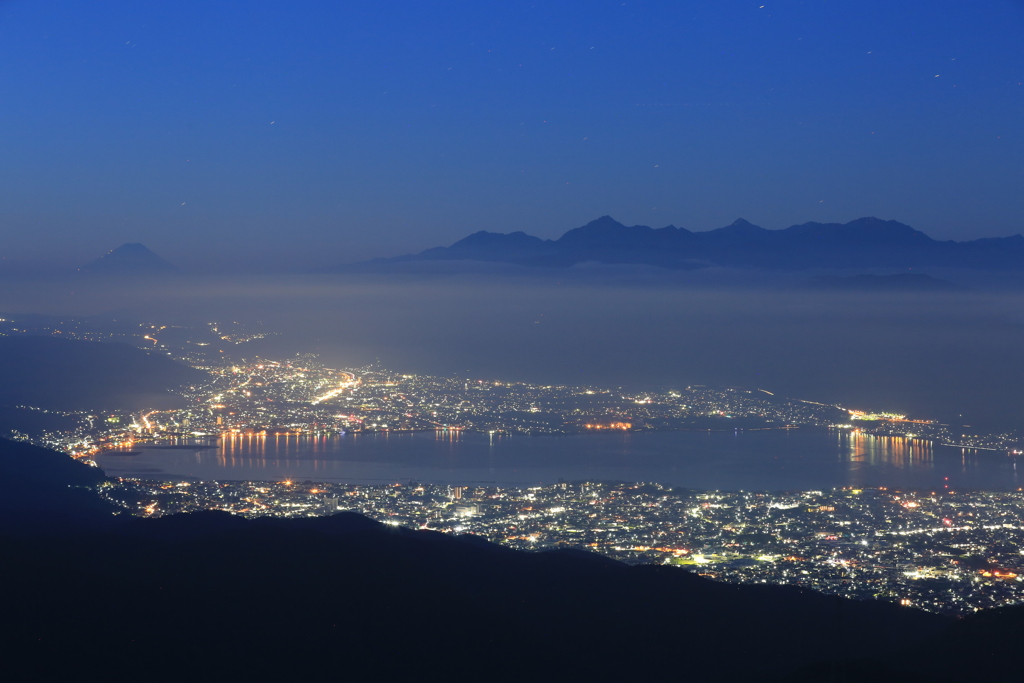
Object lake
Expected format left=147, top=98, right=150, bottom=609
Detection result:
left=93, top=427, right=1024, bottom=491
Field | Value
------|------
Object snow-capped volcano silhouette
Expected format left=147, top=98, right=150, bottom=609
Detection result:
left=80, top=243, right=178, bottom=274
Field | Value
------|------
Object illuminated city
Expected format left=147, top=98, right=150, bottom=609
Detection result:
left=5, top=3, right=1024, bottom=676
left=3, top=312, right=1020, bottom=456
left=102, top=477, right=1024, bottom=616
left=5, top=310, right=1024, bottom=619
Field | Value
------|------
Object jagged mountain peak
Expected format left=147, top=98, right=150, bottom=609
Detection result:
left=336, top=215, right=1024, bottom=273
left=783, top=217, right=934, bottom=245
left=557, top=216, right=654, bottom=246
left=451, top=230, right=547, bottom=249
left=586, top=214, right=627, bottom=227
left=714, top=218, right=766, bottom=234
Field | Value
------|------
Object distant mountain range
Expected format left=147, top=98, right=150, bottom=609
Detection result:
left=80, top=243, right=178, bottom=274
left=345, top=216, right=1024, bottom=271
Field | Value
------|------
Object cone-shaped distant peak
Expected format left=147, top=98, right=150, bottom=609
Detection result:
left=81, top=243, right=178, bottom=274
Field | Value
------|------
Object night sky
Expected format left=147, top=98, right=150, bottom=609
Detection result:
left=1, top=0, right=1022, bottom=271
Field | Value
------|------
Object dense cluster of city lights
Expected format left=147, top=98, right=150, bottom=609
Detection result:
left=102, top=478, right=1024, bottom=615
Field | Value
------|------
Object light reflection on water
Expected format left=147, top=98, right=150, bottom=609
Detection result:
left=844, top=430, right=934, bottom=469
left=94, top=428, right=1022, bottom=492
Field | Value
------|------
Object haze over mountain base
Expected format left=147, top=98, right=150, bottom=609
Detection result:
left=1, top=269, right=1023, bottom=432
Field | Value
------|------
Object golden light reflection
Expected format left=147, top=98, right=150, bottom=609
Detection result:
left=584, top=422, right=632, bottom=430
left=842, top=430, right=934, bottom=469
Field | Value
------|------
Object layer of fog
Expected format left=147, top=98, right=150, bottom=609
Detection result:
left=2, top=267, right=1023, bottom=431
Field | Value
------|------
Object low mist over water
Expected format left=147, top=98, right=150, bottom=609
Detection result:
left=3, top=269, right=1023, bottom=431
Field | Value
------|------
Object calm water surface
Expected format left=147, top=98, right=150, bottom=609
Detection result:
left=93, top=428, right=1024, bottom=491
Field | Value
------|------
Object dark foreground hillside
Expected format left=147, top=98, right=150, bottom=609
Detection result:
left=1, top=439, right=1022, bottom=682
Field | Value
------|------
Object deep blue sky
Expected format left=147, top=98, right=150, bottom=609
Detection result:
left=1, top=0, right=1022, bottom=271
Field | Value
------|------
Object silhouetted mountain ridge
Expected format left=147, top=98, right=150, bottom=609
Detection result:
left=348, top=216, right=1024, bottom=271
left=3, top=437, right=1023, bottom=680
left=0, top=438, right=117, bottom=533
